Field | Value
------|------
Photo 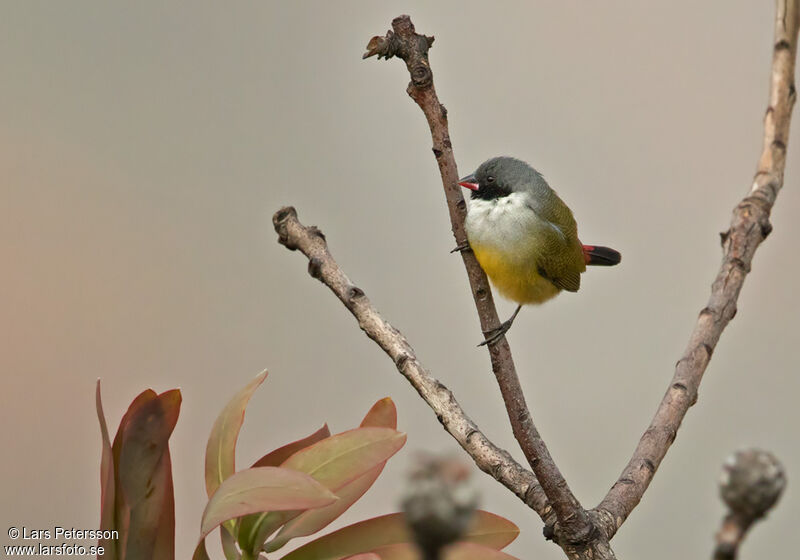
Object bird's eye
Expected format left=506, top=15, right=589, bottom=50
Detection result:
left=486, top=175, right=495, bottom=183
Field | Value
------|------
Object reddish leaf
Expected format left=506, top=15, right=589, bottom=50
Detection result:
left=279, top=511, right=518, bottom=560
left=359, top=397, right=397, bottom=429
left=252, top=424, right=331, bottom=468
left=111, top=389, right=157, bottom=556
left=96, top=381, right=117, bottom=560
left=365, top=542, right=520, bottom=560
left=199, top=467, right=337, bottom=540
left=265, top=399, right=399, bottom=551
left=354, top=544, right=415, bottom=560
left=443, top=542, right=521, bottom=560
left=114, top=389, right=181, bottom=560
left=206, top=370, right=269, bottom=498
left=149, top=450, right=176, bottom=559
left=241, top=427, right=406, bottom=557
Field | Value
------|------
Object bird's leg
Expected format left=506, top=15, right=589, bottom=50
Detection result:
left=450, top=242, right=471, bottom=254
left=478, top=305, right=522, bottom=347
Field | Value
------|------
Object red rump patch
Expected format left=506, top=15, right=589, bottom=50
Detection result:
left=582, top=244, right=622, bottom=266
left=582, top=245, right=595, bottom=265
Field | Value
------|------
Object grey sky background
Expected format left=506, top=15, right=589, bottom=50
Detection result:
left=2, top=2, right=799, bottom=559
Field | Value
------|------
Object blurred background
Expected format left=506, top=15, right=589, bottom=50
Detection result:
left=2, top=2, right=798, bottom=558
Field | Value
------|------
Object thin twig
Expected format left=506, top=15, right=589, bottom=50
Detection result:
left=594, top=0, right=799, bottom=538
left=364, top=15, right=593, bottom=543
left=272, top=207, right=551, bottom=521
left=713, top=514, right=756, bottom=560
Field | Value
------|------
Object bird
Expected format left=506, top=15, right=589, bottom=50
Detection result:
left=458, top=156, right=621, bottom=346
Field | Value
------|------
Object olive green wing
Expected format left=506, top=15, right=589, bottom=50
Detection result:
left=527, top=199, right=585, bottom=293
left=538, top=264, right=580, bottom=292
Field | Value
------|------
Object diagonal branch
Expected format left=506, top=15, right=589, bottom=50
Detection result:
left=364, top=15, right=593, bottom=543
left=272, top=206, right=552, bottom=523
left=594, top=0, right=799, bottom=539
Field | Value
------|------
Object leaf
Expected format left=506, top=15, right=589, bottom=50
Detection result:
left=443, top=542, right=521, bottom=560
left=457, top=511, right=519, bottom=549
left=192, top=540, right=211, bottom=560
left=341, top=555, right=381, bottom=560
left=252, top=424, right=331, bottom=468
left=199, top=467, right=338, bottom=540
left=111, top=389, right=158, bottom=556
left=279, top=511, right=518, bottom=560
left=265, top=466, right=382, bottom=552
left=241, top=427, right=406, bottom=556
left=265, top=399, right=398, bottom=551
left=206, top=370, right=269, bottom=498
left=281, top=427, right=406, bottom=489
left=365, top=542, right=520, bottom=560
left=220, top=527, right=242, bottom=560
left=359, top=398, right=397, bottom=429
left=150, top=450, right=177, bottom=559
left=96, top=381, right=117, bottom=560
left=114, top=389, right=181, bottom=560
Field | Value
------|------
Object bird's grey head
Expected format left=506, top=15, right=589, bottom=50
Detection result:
left=459, top=156, right=545, bottom=201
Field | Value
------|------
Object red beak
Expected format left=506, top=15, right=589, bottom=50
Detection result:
left=458, top=173, right=479, bottom=191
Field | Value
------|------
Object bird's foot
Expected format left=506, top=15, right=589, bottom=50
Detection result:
left=450, top=242, right=471, bottom=254
left=478, top=319, right=513, bottom=347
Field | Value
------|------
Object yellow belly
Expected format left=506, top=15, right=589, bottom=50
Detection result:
left=472, top=244, right=560, bottom=305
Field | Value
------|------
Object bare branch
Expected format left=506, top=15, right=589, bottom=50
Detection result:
left=594, top=0, right=800, bottom=538
left=713, top=449, right=786, bottom=560
left=364, top=15, right=594, bottom=543
left=272, top=207, right=551, bottom=522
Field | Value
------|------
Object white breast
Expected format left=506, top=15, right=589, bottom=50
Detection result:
left=465, top=193, right=560, bottom=260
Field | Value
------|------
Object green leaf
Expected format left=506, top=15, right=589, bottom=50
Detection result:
left=206, top=370, right=269, bottom=498
left=252, top=424, right=331, bottom=468
left=192, top=539, right=212, bottom=560
left=279, top=511, right=518, bottom=560
left=95, top=381, right=117, bottom=560
left=113, top=389, right=181, bottom=560
left=281, top=427, right=406, bottom=489
left=199, top=467, right=337, bottom=540
left=265, top=399, right=399, bottom=551
left=265, top=466, right=382, bottom=552
left=221, top=527, right=241, bottom=560
left=241, top=427, right=405, bottom=557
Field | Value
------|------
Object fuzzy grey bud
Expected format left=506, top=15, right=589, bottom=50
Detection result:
left=401, top=455, right=479, bottom=559
left=719, top=449, right=786, bottom=519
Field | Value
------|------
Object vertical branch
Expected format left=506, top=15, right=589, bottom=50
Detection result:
left=365, top=16, right=594, bottom=543
left=594, top=0, right=799, bottom=538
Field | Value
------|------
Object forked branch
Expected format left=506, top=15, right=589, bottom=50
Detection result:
left=274, top=2, right=798, bottom=558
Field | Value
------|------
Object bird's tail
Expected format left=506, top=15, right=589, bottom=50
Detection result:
left=582, top=245, right=621, bottom=266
